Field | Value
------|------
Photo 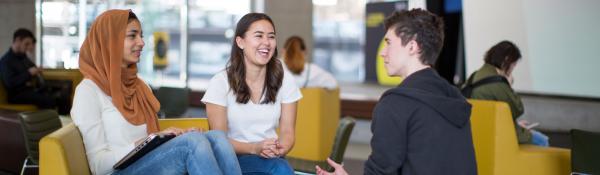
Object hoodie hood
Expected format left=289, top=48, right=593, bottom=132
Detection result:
left=382, top=68, right=472, bottom=128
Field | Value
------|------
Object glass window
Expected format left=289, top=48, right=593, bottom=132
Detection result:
left=313, top=0, right=367, bottom=82
left=38, top=0, right=250, bottom=89
left=187, top=0, right=250, bottom=90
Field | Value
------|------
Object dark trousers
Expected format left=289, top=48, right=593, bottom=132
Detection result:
left=8, top=87, right=70, bottom=115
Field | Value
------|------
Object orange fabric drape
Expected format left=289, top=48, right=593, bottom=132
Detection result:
left=78, top=9, right=160, bottom=133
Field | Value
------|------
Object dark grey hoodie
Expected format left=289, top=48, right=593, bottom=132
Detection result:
left=364, top=68, right=477, bottom=175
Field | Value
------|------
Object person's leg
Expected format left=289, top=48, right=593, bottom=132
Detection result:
left=237, top=154, right=294, bottom=175
left=113, top=132, right=223, bottom=175
left=204, top=130, right=242, bottom=174
left=530, top=130, right=550, bottom=147
left=9, top=90, right=55, bottom=109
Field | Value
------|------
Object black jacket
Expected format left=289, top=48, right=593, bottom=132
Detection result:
left=0, top=48, right=36, bottom=94
left=364, top=68, right=477, bottom=175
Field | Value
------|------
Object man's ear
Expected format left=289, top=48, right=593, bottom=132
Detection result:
left=407, top=40, right=420, bottom=56
left=235, top=36, right=244, bottom=50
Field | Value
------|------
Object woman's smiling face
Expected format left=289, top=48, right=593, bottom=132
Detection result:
left=236, top=19, right=276, bottom=67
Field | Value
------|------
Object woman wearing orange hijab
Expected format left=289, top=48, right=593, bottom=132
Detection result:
left=71, top=9, right=241, bottom=175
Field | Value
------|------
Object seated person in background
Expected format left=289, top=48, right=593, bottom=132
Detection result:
left=282, top=36, right=338, bottom=89
left=71, top=9, right=241, bottom=175
left=463, top=40, right=549, bottom=146
left=317, top=9, right=477, bottom=175
left=0, top=28, right=69, bottom=114
left=202, top=13, right=302, bottom=175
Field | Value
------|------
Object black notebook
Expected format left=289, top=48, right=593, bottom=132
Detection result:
left=113, top=133, right=176, bottom=170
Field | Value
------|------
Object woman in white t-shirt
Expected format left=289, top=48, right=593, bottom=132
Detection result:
left=282, top=36, right=338, bottom=89
left=71, top=10, right=241, bottom=175
left=202, top=13, right=302, bottom=175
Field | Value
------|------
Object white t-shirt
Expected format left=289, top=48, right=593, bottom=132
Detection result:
left=201, top=70, right=302, bottom=143
left=71, top=79, right=147, bottom=175
left=283, top=62, right=338, bottom=90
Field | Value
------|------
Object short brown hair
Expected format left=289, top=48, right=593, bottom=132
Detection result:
left=383, top=9, right=444, bottom=66
left=483, top=40, right=521, bottom=72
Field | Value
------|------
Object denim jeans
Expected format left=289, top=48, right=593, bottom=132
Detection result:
left=237, top=154, right=294, bottom=175
left=113, top=131, right=242, bottom=175
left=531, top=129, right=550, bottom=147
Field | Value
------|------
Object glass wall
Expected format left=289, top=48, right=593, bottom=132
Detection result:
left=38, top=0, right=369, bottom=88
left=313, top=0, right=367, bottom=82
left=187, top=1, right=250, bottom=89
left=37, top=0, right=251, bottom=89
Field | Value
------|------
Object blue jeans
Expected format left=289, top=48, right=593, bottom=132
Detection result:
left=113, top=131, right=242, bottom=175
left=531, top=130, right=550, bottom=147
left=237, top=154, right=294, bottom=175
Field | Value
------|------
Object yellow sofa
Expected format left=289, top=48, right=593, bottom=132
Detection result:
left=286, top=88, right=340, bottom=171
left=0, top=77, right=37, bottom=111
left=469, top=100, right=571, bottom=175
left=39, top=118, right=209, bottom=175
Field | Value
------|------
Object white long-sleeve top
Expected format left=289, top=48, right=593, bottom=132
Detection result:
left=283, top=62, right=338, bottom=90
left=71, top=79, right=147, bottom=175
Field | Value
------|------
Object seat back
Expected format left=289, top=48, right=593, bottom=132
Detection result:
left=469, top=99, right=521, bottom=175
left=570, top=129, right=600, bottom=174
left=18, top=109, right=62, bottom=164
left=287, top=88, right=340, bottom=161
left=0, top=75, right=37, bottom=111
left=325, top=117, right=355, bottom=172
left=0, top=75, right=9, bottom=103
left=39, top=123, right=90, bottom=175
left=155, top=87, right=190, bottom=118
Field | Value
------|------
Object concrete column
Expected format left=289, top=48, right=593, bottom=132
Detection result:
left=0, top=0, right=36, bottom=52
left=263, top=0, right=313, bottom=61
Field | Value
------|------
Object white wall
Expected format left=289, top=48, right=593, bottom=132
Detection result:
left=463, top=0, right=600, bottom=98
left=0, top=0, right=36, bottom=53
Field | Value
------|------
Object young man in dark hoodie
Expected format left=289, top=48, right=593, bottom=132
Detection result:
left=316, top=9, right=477, bottom=175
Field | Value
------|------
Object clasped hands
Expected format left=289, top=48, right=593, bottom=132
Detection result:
left=252, top=138, right=288, bottom=158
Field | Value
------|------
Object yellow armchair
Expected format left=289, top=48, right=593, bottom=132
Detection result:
left=39, top=118, right=209, bottom=175
left=469, top=100, right=570, bottom=175
left=286, top=88, right=340, bottom=171
left=0, top=77, right=37, bottom=111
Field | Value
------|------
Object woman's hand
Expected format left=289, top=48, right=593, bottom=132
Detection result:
left=252, top=138, right=280, bottom=158
left=159, top=127, right=185, bottom=136
left=275, top=140, right=292, bottom=156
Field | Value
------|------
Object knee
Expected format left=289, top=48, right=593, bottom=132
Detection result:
left=179, top=132, right=211, bottom=150
left=269, top=159, right=294, bottom=175
left=205, top=130, right=227, bottom=141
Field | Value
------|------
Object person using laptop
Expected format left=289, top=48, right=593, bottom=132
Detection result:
left=71, top=9, right=241, bottom=175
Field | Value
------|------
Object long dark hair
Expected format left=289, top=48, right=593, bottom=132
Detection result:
left=484, top=40, right=521, bottom=72
left=284, top=36, right=306, bottom=75
left=226, top=13, right=283, bottom=104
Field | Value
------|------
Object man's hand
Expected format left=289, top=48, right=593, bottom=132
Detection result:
left=316, top=158, right=348, bottom=175
left=28, top=67, right=41, bottom=76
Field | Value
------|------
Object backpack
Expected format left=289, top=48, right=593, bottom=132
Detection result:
left=461, top=73, right=510, bottom=98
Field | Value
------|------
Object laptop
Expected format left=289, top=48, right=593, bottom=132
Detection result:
left=113, top=133, right=176, bottom=170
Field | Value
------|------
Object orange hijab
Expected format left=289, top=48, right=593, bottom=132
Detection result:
left=79, top=9, right=160, bottom=133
